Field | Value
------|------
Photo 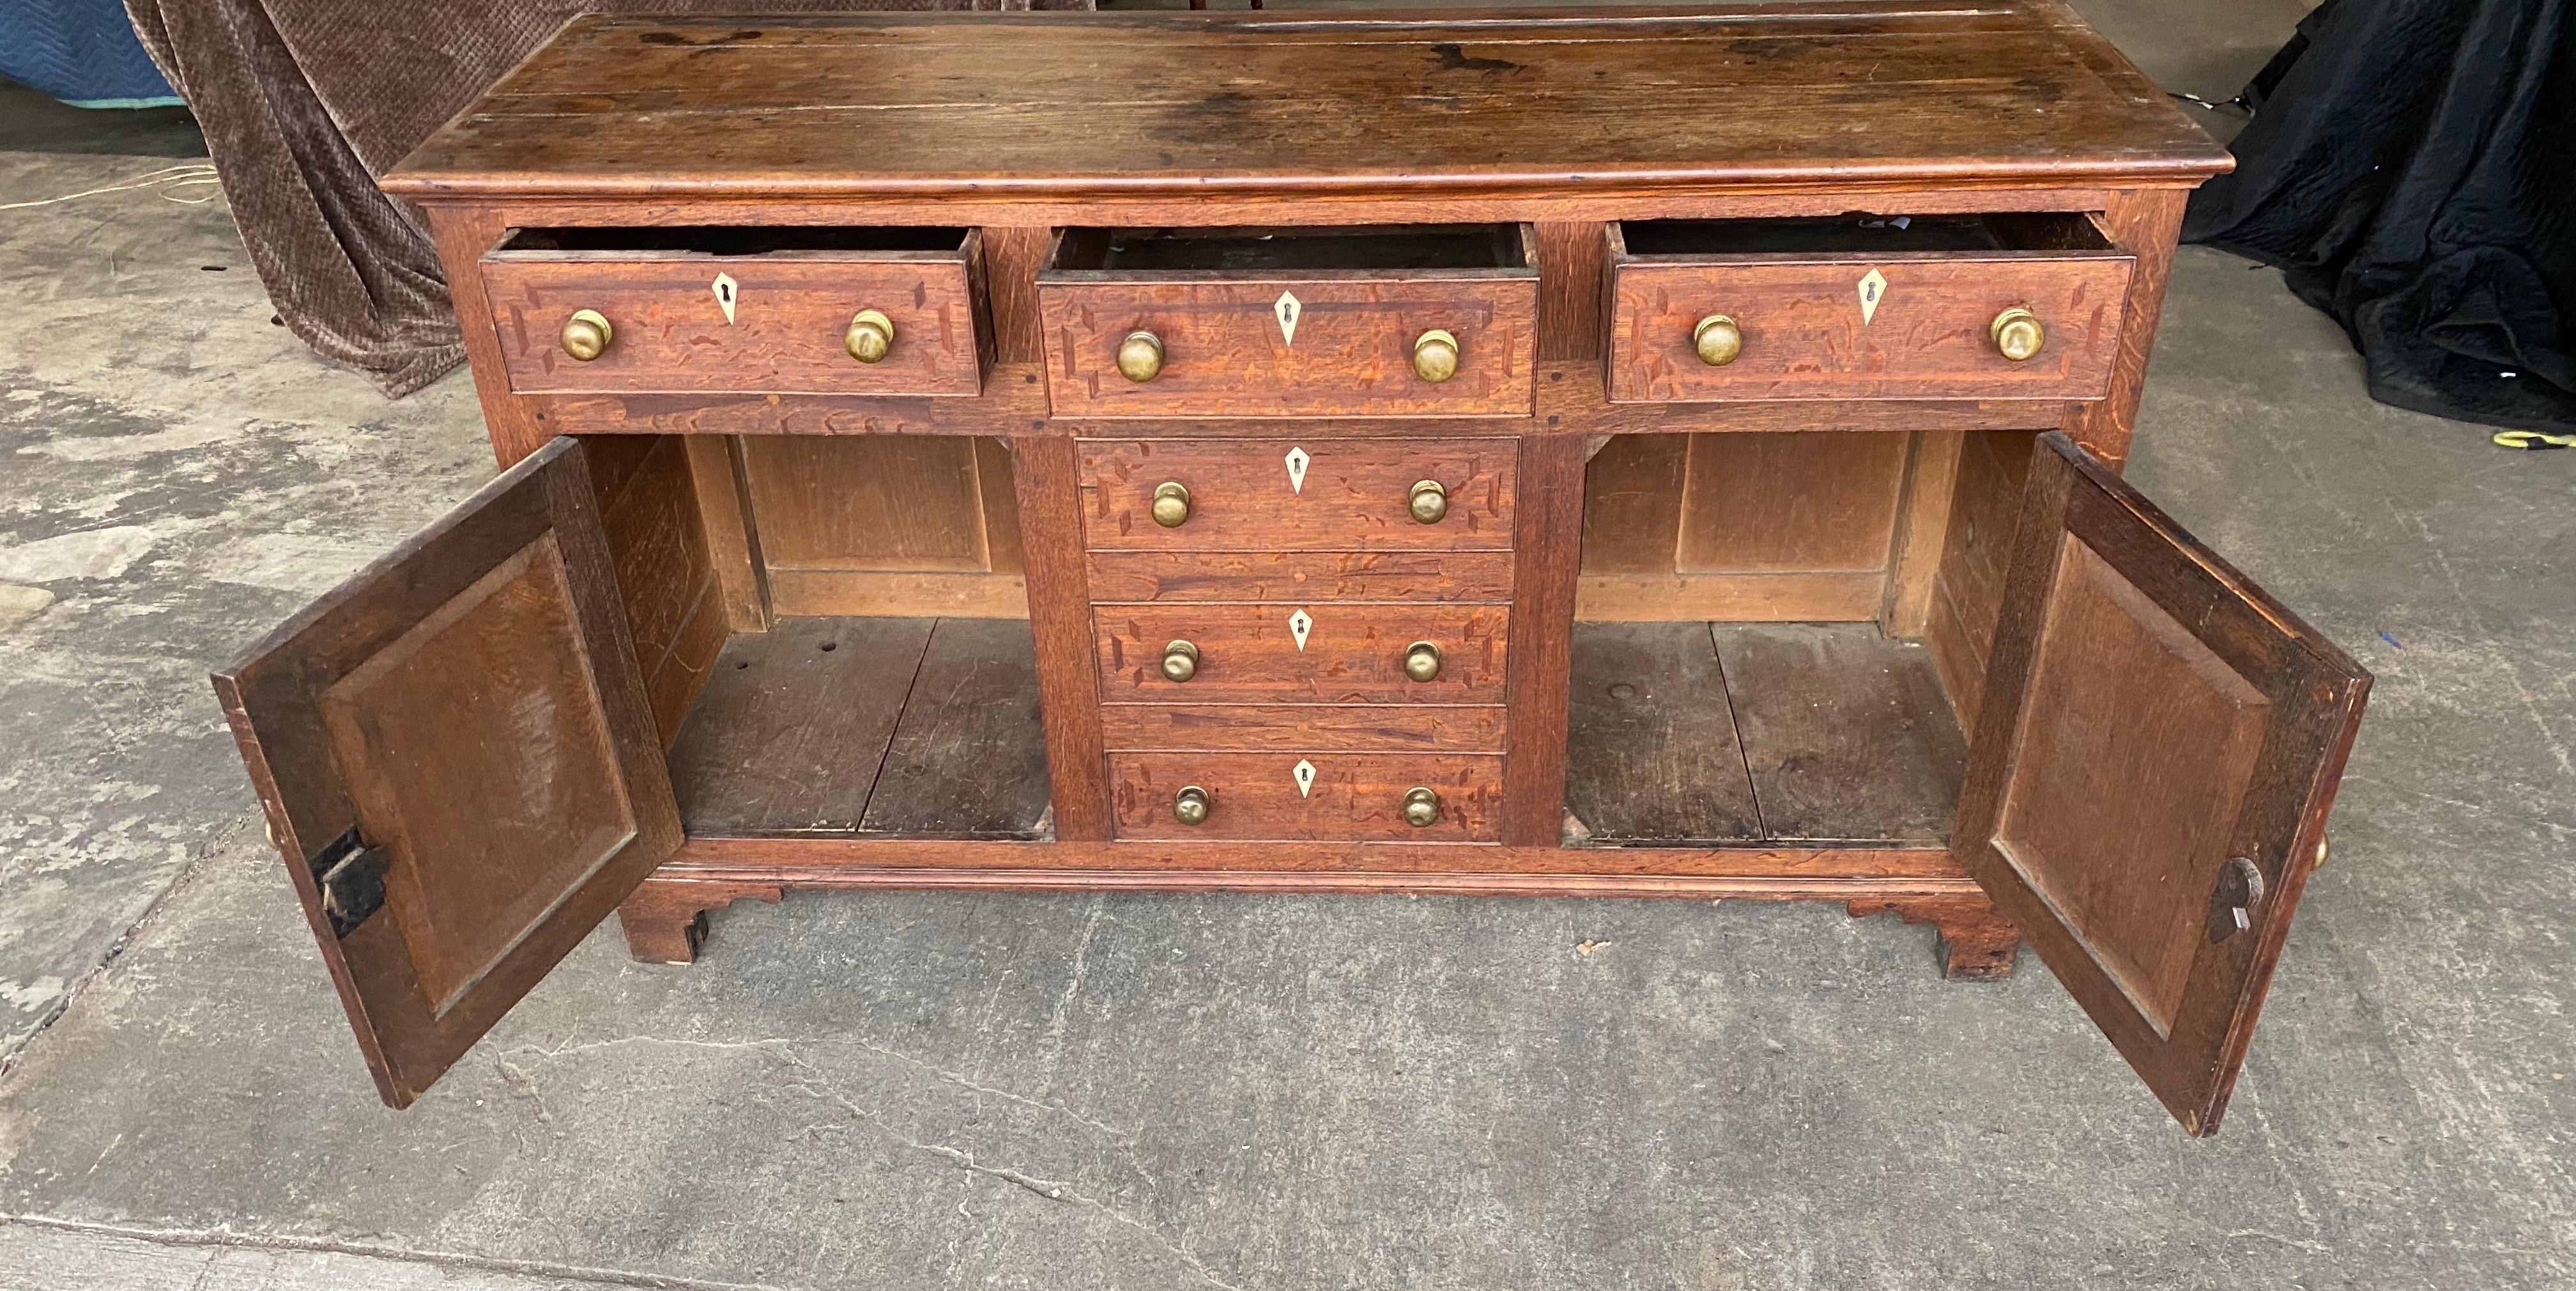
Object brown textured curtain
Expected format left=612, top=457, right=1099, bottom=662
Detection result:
left=125, top=0, right=1094, bottom=396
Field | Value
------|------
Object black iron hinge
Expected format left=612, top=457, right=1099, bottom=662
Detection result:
left=309, top=826, right=387, bottom=938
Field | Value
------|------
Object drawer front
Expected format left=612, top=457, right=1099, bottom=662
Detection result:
left=1100, top=703, right=1509, bottom=754
left=1110, top=752, right=1503, bottom=842
left=1608, top=254, right=2135, bottom=402
left=481, top=249, right=983, bottom=396
left=1087, top=550, right=1515, bottom=604
left=1096, top=603, right=1506, bottom=704
left=1039, top=277, right=1536, bottom=417
left=1080, top=439, right=1515, bottom=551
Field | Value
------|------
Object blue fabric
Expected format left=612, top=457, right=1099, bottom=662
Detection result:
left=0, top=0, right=179, bottom=105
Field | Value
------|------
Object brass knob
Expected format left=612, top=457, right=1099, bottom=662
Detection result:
left=1151, top=481, right=1191, bottom=529
left=1412, top=329, right=1459, bottom=383
left=1403, top=641, right=1442, bottom=683
left=1174, top=785, right=1210, bottom=826
left=1692, top=314, right=1742, bottom=366
left=1161, top=639, right=1199, bottom=683
left=1117, top=330, right=1165, bottom=382
left=1408, top=479, right=1448, bottom=525
left=845, top=308, right=893, bottom=363
left=1990, top=307, right=2045, bottom=362
left=1402, top=787, right=1441, bottom=828
left=559, top=309, right=612, bottom=361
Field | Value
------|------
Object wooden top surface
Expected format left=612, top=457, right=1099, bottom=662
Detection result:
left=383, top=3, right=2231, bottom=201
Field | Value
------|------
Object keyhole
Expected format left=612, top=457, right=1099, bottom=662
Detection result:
left=2205, top=856, right=2267, bottom=945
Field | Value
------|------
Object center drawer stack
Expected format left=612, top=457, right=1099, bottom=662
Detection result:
left=1045, top=224, right=1539, bottom=844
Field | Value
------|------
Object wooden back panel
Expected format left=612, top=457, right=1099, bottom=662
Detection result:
left=1954, top=433, right=2368, bottom=1136
left=211, top=440, right=682, bottom=1108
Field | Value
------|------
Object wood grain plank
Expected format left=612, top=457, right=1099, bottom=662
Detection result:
left=2062, top=187, right=2188, bottom=468
left=1565, top=622, right=1760, bottom=844
left=385, top=9, right=2232, bottom=201
left=666, top=616, right=931, bottom=836
left=684, top=435, right=769, bottom=632
left=1715, top=622, right=1968, bottom=842
left=1576, top=433, right=1687, bottom=575
left=1100, top=702, right=1508, bottom=753
left=1502, top=433, right=1586, bottom=845
left=1010, top=433, right=1113, bottom=840
left=1675, top=432, right=1911, bottom=574
left=671, top=834, right=1966, bottom=881
left=1087, top=549, right=1514, bottom=604
left=861, top=617, right=1052, bottom=839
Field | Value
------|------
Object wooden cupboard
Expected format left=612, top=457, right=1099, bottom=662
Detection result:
left=212, top=5, right=2366, bottom=1138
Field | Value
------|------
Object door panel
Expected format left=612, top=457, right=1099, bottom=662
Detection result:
left=212, top=438, right=680, bottom=1108
left=1956, top=432, right=2368, bottom=1136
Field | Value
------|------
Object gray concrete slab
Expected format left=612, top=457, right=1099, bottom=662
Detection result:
left=0, top=150, right=489, bottom=1060
left=4, top=0, right=2573, bottom=1286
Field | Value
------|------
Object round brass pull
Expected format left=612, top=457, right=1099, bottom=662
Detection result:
left=1117, top=330, right=1165, bottom=382
left=1412, top=329, right=1459, bottom=383
left=1161, top=639, right=1200, bottom=683
left=1174, top=785, right=1211, bottom=826
left=1151, top=481, right=1192, bottom=529
left=1692, top=314, right=1742, bottom=366
left=845, top=309, right=894, bottom=364
left=1402, top=786, right=1441, bottom=828
left=1990, top=307, right=2045, bottom=362
left=559, top=309, right=613, bottom=362
left=1403, top=641, right=1442, bottom=683
left=1408, top=479, right=1448, bottom=525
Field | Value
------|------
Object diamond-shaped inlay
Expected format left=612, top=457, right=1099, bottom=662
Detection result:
left=1288, top=608, right=1313, bottom=651
left=712, top=272, right=739, bottom=325
left=1292, top=759, right=1317, bottom=799
left=1856, top=268, right=1887, bottom=326
left=1284, top=445, right=1310, bottom=495
left=1275, top=290, right=1303, bottom=346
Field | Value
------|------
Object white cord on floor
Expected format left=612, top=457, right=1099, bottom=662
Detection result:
left=0, top=163, right=222, bottom=211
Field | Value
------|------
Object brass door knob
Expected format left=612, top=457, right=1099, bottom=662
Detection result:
left=845, top=309, right=894, bottom=363
left=1990, top=307, right=2045, bottom=362
left=1402, top=786, right=1441, bottom=828
left=1174, top=785, right=1211, bottom=826
left=1161, top=639, right=1199, bottom=682
left=1117, top=330, right=1165, bottom=382
left=1412, top=329, right=1459, bottom=383
left=1403, top=641, right=1442, bottom=683
left=560, top=309, right=612, bottom=361
left=1408, top=479, right=1448, bottom=525
left=1692, top=314, right=1742, bottom=366
left=1151, top=481, right=1192, bottom=529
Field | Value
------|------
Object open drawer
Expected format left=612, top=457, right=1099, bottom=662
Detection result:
left=1606, top=213, right=2136, bottom=403
left=479, top=226, right=987, bottom=396
left=1037, top=224, right=1539, bottom=418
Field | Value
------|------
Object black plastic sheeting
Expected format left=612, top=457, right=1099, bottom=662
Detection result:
left=2184, top=0, right=2575, bottom=433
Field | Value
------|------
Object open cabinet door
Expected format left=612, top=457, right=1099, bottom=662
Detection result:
left=1956, top=433, right=2368, bottom=1136
left=211, top=438, right=682, bottom=1108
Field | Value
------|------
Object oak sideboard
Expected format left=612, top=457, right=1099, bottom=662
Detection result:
left=213, top=3, right=2369, bottom=1136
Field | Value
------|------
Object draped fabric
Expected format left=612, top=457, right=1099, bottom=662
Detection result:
left=122, top=0, right=1092, bottom=396
left=2183, top=0, right=2576, bottom=433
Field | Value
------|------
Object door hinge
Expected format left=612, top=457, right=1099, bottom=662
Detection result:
left=310, top=826, right=387, bottom=938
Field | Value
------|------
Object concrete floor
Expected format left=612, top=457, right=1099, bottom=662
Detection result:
left=3, top=2, right=2572, bottom=1287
